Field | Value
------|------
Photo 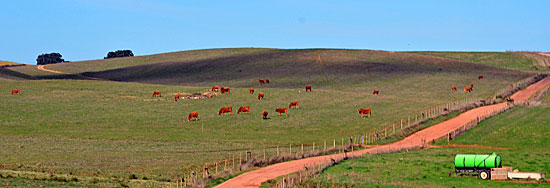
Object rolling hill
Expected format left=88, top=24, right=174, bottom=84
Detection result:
left=0, top=48, right=542, bottom=186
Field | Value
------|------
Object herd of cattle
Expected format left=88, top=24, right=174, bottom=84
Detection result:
left=9, top=75, right=493, bottom=122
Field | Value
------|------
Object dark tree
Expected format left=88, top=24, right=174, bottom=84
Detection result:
left=105, top=50, right=134, bottom=59
left=36, top=53, right=65, bottom=65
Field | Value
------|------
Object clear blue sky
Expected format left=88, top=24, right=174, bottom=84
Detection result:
left=1, top=0, right=549, bottom=64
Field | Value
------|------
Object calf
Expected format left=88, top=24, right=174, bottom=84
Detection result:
left=275, top=108, right=288, bottom=116
left=249, top=88, right=255, bottom=94
left=237, top=106, right=250, bottom=114
left=11, top=89, right=20, bottom=95
left=357, top=108, right=371, bottom=118
left=188, top=112, right=199, bottom=121
left=218, top=106, right=233, bottom=115
left=305, top=85, right=312, bottom=92
left=372, top=89, right=379, bottom=95
left=258, top=92, right=265, bottom=100
left=221, top=87, right=230, bottom=94
left=262, top=110, right=269, bottom=119
left=289, top=101, right=299, bottom=109
left=174, top=93, right=181, bottom=101
left=212, top=85, right=220, bottom=91
left=451, top=86, right=457, bottom=91
left=152, top=91, right=161, bottom=97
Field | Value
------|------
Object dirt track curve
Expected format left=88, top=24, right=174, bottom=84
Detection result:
left=216, top=77, right=550, bottom=188
left=36, top=65, right=108, bottom=81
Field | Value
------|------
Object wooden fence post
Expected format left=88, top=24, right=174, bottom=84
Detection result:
left=400, top=119, right=403, bottom=129
left=289, top=144, right=292, bottom=156
left=313, top=142, right=315, bottom=151
left=333, top=139, right=336, bottom=149
left=277, top=145, right=279, bottom=156
left=324, top=140, right=327, bottom=151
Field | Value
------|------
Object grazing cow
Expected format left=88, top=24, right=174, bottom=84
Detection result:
left=478, top=75, right=484, bottom=80
left=152, top=91, right=161, bottom=97
left=305, top=85, right=312, bottom=92
left=188, top=112, right=199, bottom=121
left=275, top=108, right=288, bottom=116
left=258, top=78, right=270, bottom=85
left=11, top=89, right=20, bottom=95
left=249, top=88, right=254, bottom=94
left=218, top=106, right=233, bottom=115
left=212, top=85, right=220, bottom=91
left=357, top=108, right=371, bottom=118
left=174, top=93, right=181, bottom=102
left=373, top=89, right=379, bottom=95
left=237, top=106, right=250, bottom=114
left=464, top=86, right=473, bottom=93
left=258, top=92, right=265, bottom=100
left=221, top=87, right=230, bottom=94
left=451, top=86, right=457, bottom=91
left=289, top=101, right=299, bottom=109
left=262, top=110, right=269, bottom=119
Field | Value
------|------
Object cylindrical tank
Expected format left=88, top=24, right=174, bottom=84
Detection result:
left=454, top=152, right=501, bottom=169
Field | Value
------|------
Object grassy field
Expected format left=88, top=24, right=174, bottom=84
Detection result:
left=0, top=60, right=22, bottom=66
left=306, top=106, right=550, bottom=187
left=410, top=51, right=548, bottom=72
left=0, top=49, right=538, bottom=186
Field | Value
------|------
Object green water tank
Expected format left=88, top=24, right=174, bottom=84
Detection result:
left=454, top=152, right=501, bottom=169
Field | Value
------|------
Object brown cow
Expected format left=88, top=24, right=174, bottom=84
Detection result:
left=258, top=92, right=264, bottom=100
left=188, top=112, right=199, bottom=121
left=11, top=89, right=20, bottom=95
left=174, top=93, right=181, bottom=101
left=237, top=106, right=250, bottom=114
left=262, top=110, right=269, bottom=119
left=218, top=106, right=233, bottom=115
left=451, top=86, right=457, bottom=91
left=152, top=91, right=161, bottom=97
left=275, top=108, right=288, bottom=116
left=305, top=85, right=312, bottom=92
left=478, top=75, right=484, bottom=80
left=221, top=87, right=230, bottom=94
left=289, top=101, right=299, bottom=109
left=464, top=86, right=473, bottom=93
left=373, top=89, right=379, bottom=95
left=357, top=108, right=371, bottom=118
left=249, top=88, right=254, bottom=94
left=212, top=85, right=220, bottom=91
left=258, top=78, right=270, bottom=85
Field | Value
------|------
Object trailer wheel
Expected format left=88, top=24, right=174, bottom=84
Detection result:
left=478, top=170, right=490, bottom=180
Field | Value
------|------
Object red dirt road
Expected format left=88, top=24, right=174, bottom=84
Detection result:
left=216, top=77, right=550, bottom=188
left=36, top=65, right=108, bottom=81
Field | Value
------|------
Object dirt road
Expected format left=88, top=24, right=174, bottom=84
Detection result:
left=216, top=77, right=550, bottom=188
left=36, top=65, right=108, bottom=81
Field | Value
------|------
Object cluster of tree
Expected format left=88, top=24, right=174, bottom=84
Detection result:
left=105, top=50, right=134, bottom=59
left=36, top=53, right=65, bottom=65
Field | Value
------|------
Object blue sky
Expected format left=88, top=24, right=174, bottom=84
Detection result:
left=1, top=0, right=549, bottom=64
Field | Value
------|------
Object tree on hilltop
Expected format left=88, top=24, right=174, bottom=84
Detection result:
left=36, top=53, right=65, bottom=65
left=105, top=50, right=134, bottom=59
